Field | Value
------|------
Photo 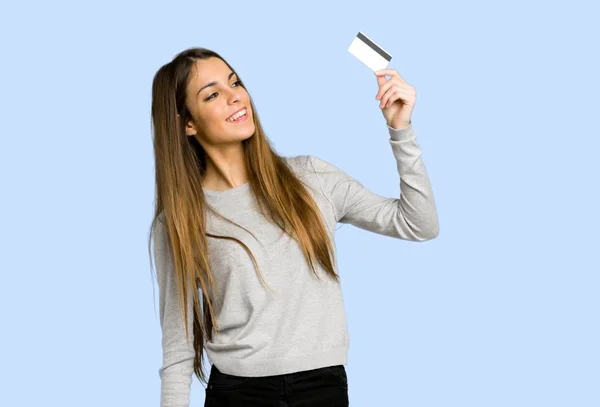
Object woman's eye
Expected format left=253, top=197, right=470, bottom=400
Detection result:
left=206, top=80, right=242, bottom=100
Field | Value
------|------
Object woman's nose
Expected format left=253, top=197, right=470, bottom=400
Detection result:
left=228, top=91, right=241, bottom=104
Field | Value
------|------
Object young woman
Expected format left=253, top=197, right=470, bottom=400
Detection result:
left=149, top=47, right=438, bottom=407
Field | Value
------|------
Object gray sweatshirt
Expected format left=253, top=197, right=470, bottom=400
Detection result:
left=154, top=123, right=439, bottom=407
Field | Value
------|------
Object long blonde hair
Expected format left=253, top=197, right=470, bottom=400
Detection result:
left=148, top=47, right=339, bottom=384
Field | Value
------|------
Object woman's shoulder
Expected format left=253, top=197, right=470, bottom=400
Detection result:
left=282, top=154, right=331, bottom=174
left=282, top=154, right=337, bottom=175
left=157, top=211, right=166, bottom=225
left=282, top=154, right=311, bottom=173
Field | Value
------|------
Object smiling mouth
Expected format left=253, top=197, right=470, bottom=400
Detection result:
left=226, top=108, right=248, bottom=122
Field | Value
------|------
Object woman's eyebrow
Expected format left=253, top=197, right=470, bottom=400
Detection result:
left=196, top=72, right=236, bottom=97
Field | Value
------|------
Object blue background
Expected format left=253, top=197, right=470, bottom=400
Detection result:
left=1, top=0, right=598, bottom=406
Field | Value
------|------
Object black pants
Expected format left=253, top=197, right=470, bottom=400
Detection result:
left=204, top=363, right=349, bottom=407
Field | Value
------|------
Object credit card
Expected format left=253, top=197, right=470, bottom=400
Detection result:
left=348, top=31, right=392, bottom=72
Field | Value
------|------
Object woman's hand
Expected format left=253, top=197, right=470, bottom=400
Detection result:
left=374, top=69, right=416, bottom=130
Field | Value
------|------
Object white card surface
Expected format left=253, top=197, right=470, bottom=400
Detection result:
left=348, top=31, right=392, bottom=72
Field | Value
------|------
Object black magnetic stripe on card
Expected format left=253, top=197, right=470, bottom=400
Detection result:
left=357, top=32, right=391, bottom=61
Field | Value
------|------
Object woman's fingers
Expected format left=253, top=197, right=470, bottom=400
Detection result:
left=375, top=69, right=406, bottom=83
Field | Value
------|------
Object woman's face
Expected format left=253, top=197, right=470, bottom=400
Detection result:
left=184, top=57, right=255, bottom=144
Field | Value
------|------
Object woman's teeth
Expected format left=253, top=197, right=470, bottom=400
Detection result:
left=227, top=109, right=247, bottom=122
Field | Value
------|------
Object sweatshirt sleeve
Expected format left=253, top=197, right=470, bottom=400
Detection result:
left=309, top=122, right=439, bottom=241
left=154, top=218, right=196, bottom=407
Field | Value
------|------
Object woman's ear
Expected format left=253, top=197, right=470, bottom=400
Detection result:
left=184, top=119, right=198, bottom=137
